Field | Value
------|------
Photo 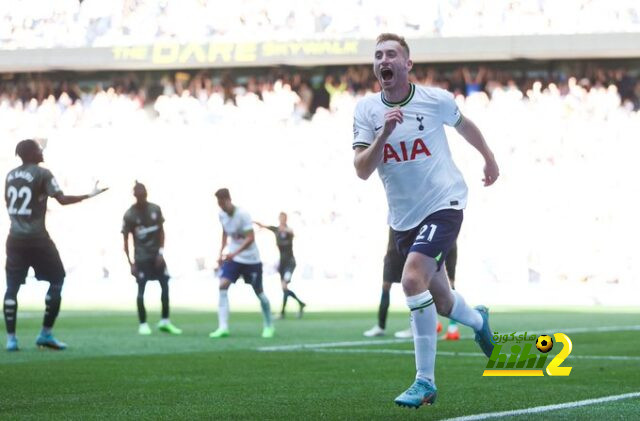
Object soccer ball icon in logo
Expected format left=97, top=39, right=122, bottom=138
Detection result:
left=536, top=335, right=554, bottom=353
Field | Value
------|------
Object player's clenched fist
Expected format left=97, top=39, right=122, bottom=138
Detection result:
left=382, top=108, right=403, bottom=137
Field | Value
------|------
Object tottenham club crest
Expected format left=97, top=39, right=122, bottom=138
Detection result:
left=416, top=115, right=424, bottom=131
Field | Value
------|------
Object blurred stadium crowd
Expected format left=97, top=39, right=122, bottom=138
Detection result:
left=0, top=61, right=638, bottom=299
left=1, top=0, right=639, bottom=49
left=1, top=63, right=640, bottom=131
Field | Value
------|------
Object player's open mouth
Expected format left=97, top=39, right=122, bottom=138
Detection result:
left=381, top=68, right=393, bottom=81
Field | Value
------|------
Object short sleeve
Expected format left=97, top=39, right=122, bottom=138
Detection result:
left=43, top=169, right=63, bottom=197
left=352, top=100, right=375, bottom=149
left=122, top=211, right=133, bottom=234
left=156, top=206, right=165, bottom=224
left=267, top=226, right=278, bottom=234
left=436, top=88, right=462, bottom=127
left=240, top=210, right=253, bottom=233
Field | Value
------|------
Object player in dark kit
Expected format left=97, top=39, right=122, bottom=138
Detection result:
left=364, top=228, right=459, bottom=340
left=122, top=182, right=181, bottom=336
left=4, top=139, right=108, bottom=351
left=255, top=212, right=306, bottom=319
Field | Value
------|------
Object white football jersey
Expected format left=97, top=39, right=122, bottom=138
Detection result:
left=352, top=84, right=468, bottom=231
left=219, top=207, right=261, bottom=264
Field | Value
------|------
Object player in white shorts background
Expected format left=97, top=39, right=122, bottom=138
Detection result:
left=352, top=33, right=499, bottom=409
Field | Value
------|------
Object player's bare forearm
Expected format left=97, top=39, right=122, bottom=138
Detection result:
left=123, top=234, right=132, bottom=265
left=158, top=226, right=165, bottom=248
left=354, top=108, right=403, bottom=179
left=54, top=183, right=108, bottom=205
left=219, top=232, right=228, bottom=258
left=55, top=194, right=89, bottom=205
left=229, top=231, right=255, bottom=258
left=353, top=136, right=387, bottom=180
left=456, top=115, right=500, bottom=186
left=456, top=116, right=494, bottom=162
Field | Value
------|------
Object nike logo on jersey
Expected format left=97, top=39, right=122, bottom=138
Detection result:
left=374, top=125, right=383, bottom=132
left=383, top=139, right=431, bottom=163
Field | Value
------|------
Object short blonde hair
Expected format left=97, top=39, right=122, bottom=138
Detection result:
left=376, top=33, right=410, bottom=57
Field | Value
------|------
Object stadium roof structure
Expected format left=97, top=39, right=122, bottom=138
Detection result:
left=1, top=33, right=640, bottom=72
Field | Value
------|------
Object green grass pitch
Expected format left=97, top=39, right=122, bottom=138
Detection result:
left=1, top=309, right=639, bottom=420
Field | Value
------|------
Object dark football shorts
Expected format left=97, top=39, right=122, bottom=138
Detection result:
left=383, top=244, right=405, bottom=283
left=278, top=257, right=296, bottom=283
left=5, top=236, right=66, bottom=285
left=392, top=209, right=463, bottom=271
left=134, top=259, right=170, bottom=283
left=220, top=260, right=263, bottom=288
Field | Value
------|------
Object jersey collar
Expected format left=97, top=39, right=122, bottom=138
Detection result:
left=381, top=83, right=415, bottom=107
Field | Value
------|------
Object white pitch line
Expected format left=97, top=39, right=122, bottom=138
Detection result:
left=441, top=391, right=640, bottom=421
left=311, top=349, right=482, bottom=357
left=258, top=338, right=411, bottom=352
left=308, top=348, right=640, bottom=361
left=569, top=354, right=640, bottom=361
left=528, top=325, right=640, bottom=334
left=258, top=325, right=640, bottom=352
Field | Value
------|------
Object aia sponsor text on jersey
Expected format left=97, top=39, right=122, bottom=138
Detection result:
left=383, top=138, right=431, bottom=163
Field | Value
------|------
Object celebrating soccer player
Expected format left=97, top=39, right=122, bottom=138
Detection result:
left=352, top=33, right=499, bottom=408
left=255, top=212, right=306, bottom=319
left=210, top=188, right=274, bottom=339
left=4, top=139, right=108, bottom=351
left=122, top=182, right=181, bottom=336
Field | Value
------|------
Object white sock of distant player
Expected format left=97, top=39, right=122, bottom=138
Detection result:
left=406, top=290, right=437, bottom=383
left=449, top=290, right=482, bottom=331
left=257, top=292, right=272, bottom=327
left=158, top=318, right=169, bottom=326
left=218, top=289, right=230, bottom=330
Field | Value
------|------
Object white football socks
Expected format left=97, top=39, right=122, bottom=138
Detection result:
left=218, top=289, right=230, bottom=330
left=257, top=292, right=272, bottom=327
left=406, top=290, right=437, bottom=384
left=449, top=290, right=482, bottom=331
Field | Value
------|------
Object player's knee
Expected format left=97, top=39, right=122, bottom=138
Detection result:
left=219, top=278, right=232, bottom=290
left=5, top=280, right=21, bottom=298
left=4, top=288, right=18, bottom=301
left=401, top=274, right=422, bottom=296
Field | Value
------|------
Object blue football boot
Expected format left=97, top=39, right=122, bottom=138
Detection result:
left=6, top=336, right=19, bottom=352
left=36, top=332, right=67, bottom=350
left=394, top=379, right=437, bottom=408
left=474, top=305, right=495, bottom=358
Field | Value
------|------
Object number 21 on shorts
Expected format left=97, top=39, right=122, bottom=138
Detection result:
left=417, top=224, right=437, bottom=242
